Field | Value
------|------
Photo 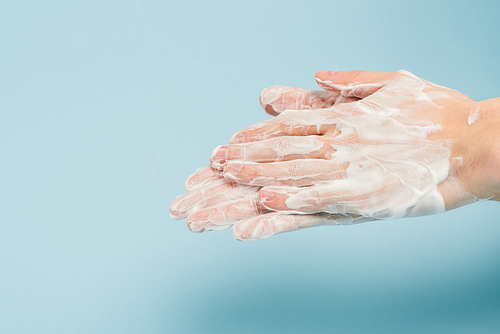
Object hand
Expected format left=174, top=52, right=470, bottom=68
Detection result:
left=169, top=78, right=365, bottom=237
left=210, top=70, right=500, bottom=230
left=173, top=70, right=500, bottom=241
left=169, top=164, right=268, bottom=232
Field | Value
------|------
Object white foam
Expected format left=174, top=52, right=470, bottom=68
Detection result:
left=277, top=71, right=463, bottom=219
left=468, top=106, right=481, bottom=125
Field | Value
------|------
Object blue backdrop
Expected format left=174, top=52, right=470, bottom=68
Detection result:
left=1, top=0, right=499, bottom=333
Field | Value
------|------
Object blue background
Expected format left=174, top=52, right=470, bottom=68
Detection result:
left=1, top=0, right=500, bottom=333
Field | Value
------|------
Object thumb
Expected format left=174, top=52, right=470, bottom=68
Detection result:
left=315, top=70, right=400, bottom=99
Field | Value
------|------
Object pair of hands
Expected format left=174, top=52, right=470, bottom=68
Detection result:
left=170, top=70, right=496, bottom=241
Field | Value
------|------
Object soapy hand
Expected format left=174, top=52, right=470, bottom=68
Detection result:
left=169, top=81, right=362, bottom=233
left=172, top=70, right=499, bottom=241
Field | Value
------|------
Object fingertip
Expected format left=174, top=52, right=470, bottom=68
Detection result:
left=258, top=188, right=289, bottom=210
left=231, top=215, right=270, bottom=241
left=210, top=145, right=222, bottom=160
left=224, top=162, right=243, bottom=180
left=187, top=209, right=220, bottom=233
left=183, top=175, right=196, bottom=191
left=229, top=132, right=246, bottom=144
left=315, top=70, right=336, bottom=81
left=259, top=86, right=284, bottom=116
left=259, top=189, right=276, bottom=202
left=169, top=195, right=186, bottom=220
left=169, top=210, right=180, bottom=220
left=184, top=165, right=219, bottom=191
left=210, top=145, right=227, bottom=167
left=169, top=207, right=186, bottom=220
left=186, top=218, right=204, bottom=233
left=264, top=104, right=279, bottom=116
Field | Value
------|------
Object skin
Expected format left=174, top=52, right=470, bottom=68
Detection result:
left=170, top=70, right=500, bottom=241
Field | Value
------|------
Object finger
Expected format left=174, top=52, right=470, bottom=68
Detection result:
left=232, top=212, right=374, bottom=241
left=316, top=70, right=400, bottom=86
left=259, top=172, right=447, bottom=219
left=223, top=160, right=348, bottom=187
left=169, top=180, right=258, bottom=219
left=315, top=70, right=401, bottom=99
left=229, top=107, right=349, bottom=144
left=259, top=85, right=342, bottom=116
left=186, top=194, right=270, bottom=233
left=184, top=165, right=222, bottom=191
left=257, top=185, right=349, bottom=214
left=211, top=136, right=336, bottom=168
left=257, top=181, right=397, bottom=217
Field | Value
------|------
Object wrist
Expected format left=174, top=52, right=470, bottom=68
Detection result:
left=470, top=97, right=500, bottom=200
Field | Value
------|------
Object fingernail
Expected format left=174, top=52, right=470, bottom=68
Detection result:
left=225, top=163, right=242, bottom=176
left=169, top=195, right=190, bottom=219
left=169, top=205, right=184, bottom=220
left=210, top=146, right=227, bottom=166
left=230, top=133, right=245, bottom=144
left=186, top=219, right=204, bottom=233
left=259, top=189, right=276, bottom=202
left=232, top=216, right=256, bottom=241
left=264, top=104, right=278, bottom=116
